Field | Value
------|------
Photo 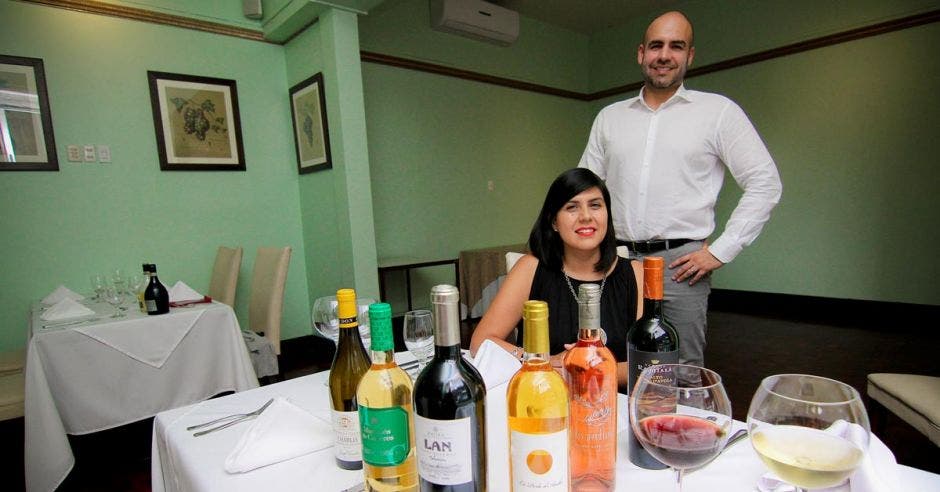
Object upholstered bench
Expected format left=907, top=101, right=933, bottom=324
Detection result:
left=867, top=373, right=940, bottom=446
left=0, top=371, right=25, bottom=421
left=0, top=347, right=25, bottom=376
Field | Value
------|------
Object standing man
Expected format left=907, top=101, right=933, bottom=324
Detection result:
left=578, top=11, right=782, bottom=366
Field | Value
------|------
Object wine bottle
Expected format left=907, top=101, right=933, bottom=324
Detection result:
left=328, top=288, right=372, bottom=470
left=626, top=256, right=679, bottom=469
left=507, top=300, right=569, bottom=492
left=563, top=283, right=617, bottom=491
left=357, top=302, right=417, bottom=491
left=143, top=263, right=169, bottom=315
left=413, top=284, right=487, bottom=492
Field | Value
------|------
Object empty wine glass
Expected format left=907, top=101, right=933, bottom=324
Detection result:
left=90, top=274, right=107, bottom=301
left=104, top=286, right=126, bottom=318
left=312, top=296, right=375, bottom=347
left=629, top=364, right=733, bottom=492
left=312, top=296, right=340, bottom=344
left=747, top=374, right=870, bottom=492
left=127, top=274, right=145, bottom=311
left=402, top=309, right=434, bottom=370
left=111, top=268, right=127, bottom=295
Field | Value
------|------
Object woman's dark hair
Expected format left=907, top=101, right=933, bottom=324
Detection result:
left=528, top=168, right=617, bottom=273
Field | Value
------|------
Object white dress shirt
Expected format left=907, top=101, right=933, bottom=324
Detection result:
left=579, top=85, right=782, bottom=263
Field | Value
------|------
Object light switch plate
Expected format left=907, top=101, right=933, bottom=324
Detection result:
left=83, top=145, right=96, bottom=162
left=67, top=145, right=81, bottom=162
left=97, top=145, right=111, bottom=163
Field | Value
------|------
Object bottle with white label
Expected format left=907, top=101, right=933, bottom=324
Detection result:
left=328, top=288, right=371, bottom=470
left=413, top=284, right=487, bottom=491
left=507, top=300, right=570, bottom=492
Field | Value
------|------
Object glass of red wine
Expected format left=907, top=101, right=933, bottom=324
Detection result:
left=629, top=364, right=732, bottom=491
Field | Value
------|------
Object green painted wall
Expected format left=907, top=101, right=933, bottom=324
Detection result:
left=0, top=1, right=312, bottom=352
left=358, top=0, right=595, bottom=313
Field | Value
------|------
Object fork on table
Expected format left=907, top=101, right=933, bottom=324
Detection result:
left=187, top=398, right=274, bottom=437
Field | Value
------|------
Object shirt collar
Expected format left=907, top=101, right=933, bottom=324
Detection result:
left=633, top=84, right=693, bottom=111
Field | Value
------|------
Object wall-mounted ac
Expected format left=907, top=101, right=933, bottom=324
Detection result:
left=430, top=0, right=519, bottom=46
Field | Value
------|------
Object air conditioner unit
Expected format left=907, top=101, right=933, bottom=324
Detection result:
left=430, top=0, right=519, bottom=46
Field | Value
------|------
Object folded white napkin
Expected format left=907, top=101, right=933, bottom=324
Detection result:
left=42, top=285, right=85, bottom=305
left=470, top=339, right=522, bottom=390
left=757, top=420, right=899, bottom=492
left=224, top=397, right=333, bottom=473
left=40, top=298, right=95, bottom=321
left=168, top=281, right=203, bottom=303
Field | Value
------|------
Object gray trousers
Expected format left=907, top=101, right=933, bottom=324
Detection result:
left=629, top=240, right=710, bottom=367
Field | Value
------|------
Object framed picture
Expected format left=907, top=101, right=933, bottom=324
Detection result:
left=0, top=55, right=58, bottom=171
left=147, top=71, right=245, bottom=171
left=289, top=72, right=332, bottom=174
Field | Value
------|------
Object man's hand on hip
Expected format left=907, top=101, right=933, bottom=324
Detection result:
left=669, top=244, right=723, bottom=285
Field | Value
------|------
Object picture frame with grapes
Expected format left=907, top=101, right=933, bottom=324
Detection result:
left=147, top=71, right=245, bottom=171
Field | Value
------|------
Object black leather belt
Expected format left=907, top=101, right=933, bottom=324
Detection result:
left=617, top=238, right=695, bottom=254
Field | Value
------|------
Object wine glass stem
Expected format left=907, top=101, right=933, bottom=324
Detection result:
left=675, top=468, right=684, bottom=492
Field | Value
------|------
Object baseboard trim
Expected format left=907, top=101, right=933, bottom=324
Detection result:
left=709, top=289, right=938, bottom=328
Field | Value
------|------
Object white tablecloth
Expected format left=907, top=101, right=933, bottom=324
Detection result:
left=25, top=300, right=259, bottom=492
left=152, top=361, right=940, bottom=492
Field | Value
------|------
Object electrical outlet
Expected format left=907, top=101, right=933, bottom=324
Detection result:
left=97, top=145, right=111, bottom=163
left=67, top=145, right=81, bottom=162
left=83, top=145, right=96, bottom=162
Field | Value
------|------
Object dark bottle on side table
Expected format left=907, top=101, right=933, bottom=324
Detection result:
left=626, top=256, right=679, bottom=469
left=143, top=263, right=170, bottom=315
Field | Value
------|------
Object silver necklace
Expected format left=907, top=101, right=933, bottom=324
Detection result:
left=562, top=268, right=607, bottom=302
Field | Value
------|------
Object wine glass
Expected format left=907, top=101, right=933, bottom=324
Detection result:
left=312, top=296, right=375, bottom=347
left=90, top=274, right=107, bottom=301
left=629, top=364, right=733, bottom=492
left=111, top=268, right=127, bottom=295
left=402, top=309, right=434, bottom=370
left=747, top=374, right=870, bottom=492
left=104, top=285, right=126, bottom=318
left=312, top=296, right=340, bottom=344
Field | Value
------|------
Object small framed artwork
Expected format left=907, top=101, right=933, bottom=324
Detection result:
left=289, top=72, right=332, bottom=174
left=147, top=71, right=245, bottom=171
left=0, top=54, right=58, bottom=171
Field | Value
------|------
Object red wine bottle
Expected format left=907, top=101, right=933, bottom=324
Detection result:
left=413, top=285, right=487, bottom=491
left=626, top=256, right=678, bottom=469
left=143, top=263, right=170, bottom=315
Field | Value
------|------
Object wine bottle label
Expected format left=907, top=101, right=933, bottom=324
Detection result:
left=359, top=406, right=411, bottom=466
left=331, top=410, right=362, bottom=462
left=571, top=388, right=615, bottom=447
left=414, top=414, right=473, bottom=485
left=627, top=348, right=679, bottom=394
left=510, top=429, right=569, bottom=491
left=145, top=299, right=156, bottom=312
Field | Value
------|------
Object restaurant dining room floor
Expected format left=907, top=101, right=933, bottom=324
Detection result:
left=3, top=297, right=938, bottom=491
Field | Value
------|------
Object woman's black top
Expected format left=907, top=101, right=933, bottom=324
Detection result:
left=525, top=258, right=638, bottom=361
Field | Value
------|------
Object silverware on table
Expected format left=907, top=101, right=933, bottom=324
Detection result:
left=188, top=398, right=275, bottom=437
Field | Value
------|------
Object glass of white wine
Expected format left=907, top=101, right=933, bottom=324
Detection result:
left=747, top=374, right=870, bottom=492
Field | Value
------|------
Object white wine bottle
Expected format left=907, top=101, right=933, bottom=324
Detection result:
left=507, top=300, right=570, bottom=492
left=413, top=284, right=487, bottom=491
left=357, top=302, right=417, bottom=491
left=328, top=288, right=372, bottom=470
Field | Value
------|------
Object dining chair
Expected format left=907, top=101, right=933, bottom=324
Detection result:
left=248, top=246, right=291, bottom=356
left=867, top=373, right=940, bottom=447
left=208, top=246, right=243, bottom=307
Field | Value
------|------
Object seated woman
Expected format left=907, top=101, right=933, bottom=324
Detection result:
left=470, top=168, right=643, bottom=388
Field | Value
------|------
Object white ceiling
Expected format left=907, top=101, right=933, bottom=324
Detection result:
left=492, top=0, right=685, bottom=34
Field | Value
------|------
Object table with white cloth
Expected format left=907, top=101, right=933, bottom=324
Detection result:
left=151, top=358, right=940, bottom=492
left=25, top=300, right=259, bottom=492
